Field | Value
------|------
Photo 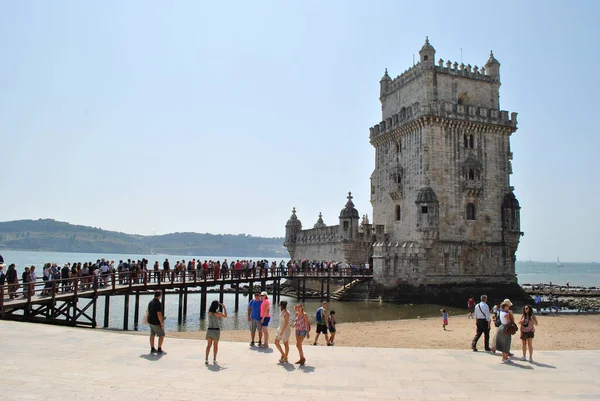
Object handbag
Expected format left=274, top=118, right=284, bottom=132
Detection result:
left=506, top=322, right=518, bottom=335
left=521, top=316, right=535, bottom=333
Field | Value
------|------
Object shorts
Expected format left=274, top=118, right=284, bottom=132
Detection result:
left=468, top=306, right=474, bottom=313
left=443, top=319, right=448, bottom=325
left=275, top=327, right=291, bottom=342
left=149, top=324, right=165, bottom=337
left=250, top=319, right=262, bottom=334
left=206, top=329, right=220, bottom=340
left=296, top=330, right=307, bottom=337
left=261, top=317, right=271, bottom=327
left=520, top=331, right=535, bottom=340
left=328, top=327, right=336, bottom=333
left=316, top=324, right=328, bottom=334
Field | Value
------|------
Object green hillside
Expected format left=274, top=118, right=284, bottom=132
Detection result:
left=0, top=219, right=287, bottom=257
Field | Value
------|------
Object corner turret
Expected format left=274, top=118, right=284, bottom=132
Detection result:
left=485, top=51, right=500, bottom=81
left=419, top=36, right=435, bottom=68
left=284, top=207, right=302, bottom=259
left=339, top=192, right=360, bottom=240
left=313, top=212, right=326, bottom=229
left=380, top=68, right=391, bottom=98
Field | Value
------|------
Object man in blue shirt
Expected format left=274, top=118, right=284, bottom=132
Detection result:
left=247, top=292, right=263, bottom=346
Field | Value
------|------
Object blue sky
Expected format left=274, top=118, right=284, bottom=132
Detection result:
left=0, top=1, right=598, bottom=262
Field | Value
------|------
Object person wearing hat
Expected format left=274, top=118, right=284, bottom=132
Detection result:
left=260, top=291, right=271, bottom=348
left=496, top=299, right=515, bottom=363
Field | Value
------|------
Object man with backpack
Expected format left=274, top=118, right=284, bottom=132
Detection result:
left=313, top=301, right=330, bottom=346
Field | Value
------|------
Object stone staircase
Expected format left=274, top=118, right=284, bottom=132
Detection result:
left=330, top=278, right=372, bottom=300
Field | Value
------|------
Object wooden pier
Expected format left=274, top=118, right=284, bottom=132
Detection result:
left=0, top=268, right=372, bottom=330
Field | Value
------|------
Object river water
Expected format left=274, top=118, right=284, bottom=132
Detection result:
left=1, top=250, right=598, bottom=332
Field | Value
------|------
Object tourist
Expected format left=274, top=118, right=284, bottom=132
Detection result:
left=61, top=264, right=70, bottom=292
left=6, top=264, right=18, bottom=299
left=467, top=295, right=475, bottom=319
left=162, top=258, right=170, bottom=282
left=293, top=303, right=311, bottom=365
left=30, top=266, right=37, bottom=295
left=535, top=294, right=542, bottom=312
left=260, top=291, right=271, bottom=347
left=471, top=295, right=491, bottom=352
left=519, top=305, right=538, bottom=362
left=147, top=290, right=166, bottom=355
left=490, top=303, right=501, bottom=353
left=205, top=300, right=227, bottom=365
left=248, top=292, right=263, bottom=346
left=553, top=295, right=559, bottom=315
left=0, top=263, right=5, bottom=287
left=496, top=299, right=515, bottom=363
left=153, top=261, right=160, bottom=282
left=313, top=301, right=329, bottom=345
left=327, top=310, right=336, bottom=345
left=441, top=308, right=449, bottom=330
left=21, top=267, right=31, bottom=297
left=274, top=300, right=291, bottom=363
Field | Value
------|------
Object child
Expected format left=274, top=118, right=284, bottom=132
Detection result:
left=441, top=308, right=449, bottom=330
left=327, top=310, right=336, bottom=346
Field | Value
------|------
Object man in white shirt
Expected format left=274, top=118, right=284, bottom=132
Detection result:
left=471, top=294, right=492, bottom=352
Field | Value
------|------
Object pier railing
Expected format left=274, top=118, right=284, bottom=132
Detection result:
left=0, top=267, right=373, bottom=328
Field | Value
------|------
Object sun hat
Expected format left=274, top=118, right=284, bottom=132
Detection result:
left=260, top=291, right=268, bottom=297
left=501, top=298, right=513, bottom=307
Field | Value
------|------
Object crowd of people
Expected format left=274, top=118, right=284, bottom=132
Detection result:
left=145, top=290, right=338, bottom=367
left=468, top=295, right=539, bottom=364
left=0, top=256, right=371, bottom=300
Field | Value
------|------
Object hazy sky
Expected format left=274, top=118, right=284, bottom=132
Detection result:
left=0, top=1, right=598, bottom=262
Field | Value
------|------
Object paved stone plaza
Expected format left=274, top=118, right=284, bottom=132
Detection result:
left=0, top=320, right=598, bottom=401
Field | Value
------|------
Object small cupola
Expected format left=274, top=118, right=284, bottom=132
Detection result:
left=419, top=36, right=436, bottom=67
left=313, top=212, right=326, bottom=229
left=485, top=50, right=501, bottom=81
left=380, top=68, right=392, bottom=97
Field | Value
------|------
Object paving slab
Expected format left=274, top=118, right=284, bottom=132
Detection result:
left=0, top=320, right=598, bottom=401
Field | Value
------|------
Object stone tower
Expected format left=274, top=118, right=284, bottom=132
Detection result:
left=369, top=38, right=522, bottom=288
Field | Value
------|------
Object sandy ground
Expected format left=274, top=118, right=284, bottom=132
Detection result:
left=169, top=313, right=600, bottom=350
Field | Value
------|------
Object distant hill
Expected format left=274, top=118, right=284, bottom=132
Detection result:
left=0, top=219, right=287, bottom=257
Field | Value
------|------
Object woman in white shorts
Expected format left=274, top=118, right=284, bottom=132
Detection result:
left=274, top=300, right=291, bottom=363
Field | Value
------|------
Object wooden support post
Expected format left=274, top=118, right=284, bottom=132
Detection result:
left=178, top=289, right=183, bottom=325
left=320, top=279, right=324, bottom=301
left=326, top=276, right=330, bottom=302
left=234, top=283, right=239, bottom=312
left=123, top=293, right=130, bottom=330
left=260, top=279, right=266, bottom=292
left=219, top=283, right=224, bottom=304
left=302, top=278, right=306, bottom=302
left=183, top=288, right=188, bottom=322
left=51, top=281, right=57, bottom=320
left=161, top=289, right=166, bottom=317
left=134, top=292, right=140, bottom=331
left=296, top=279, right=300, bottom=299
left=91, top=296, right=97, bottom=327
left=112, top=272, right=116, bottom=291
left=200, top=285, right=207, bottom=319
left=104, top=295, right=110, bottom=328
left=249, top=281, right=254, bottom=300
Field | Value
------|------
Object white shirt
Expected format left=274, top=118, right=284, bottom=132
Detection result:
left=474, top=301, right=491, bottom=321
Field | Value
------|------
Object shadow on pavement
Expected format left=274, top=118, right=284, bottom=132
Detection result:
left=530, top=361, right=556, bottom=369
left=206, top=363, right=228, bottom=372
left=139, top=354, right=164, bottom=361
left=503, top=362, right=534, bottom=370
left=278, top=362, right=296, bottom=372
left=256, top=347, right=274, bottom=353
left=299, top=365, right=315, bottom=373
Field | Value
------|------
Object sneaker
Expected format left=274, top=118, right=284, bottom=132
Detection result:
left=150, top=348, right=157, bottom=354
left=250, top=341, right=255, bottom=346
left=258, top=341, right=262, bottom=346
left=204, top=360, right=208, bottom=365
left=156, top=349, right=167, bottom=355
left=313, top=343, right=317, bottom=346
left=327, top=343, right=333, bottom=346
left=485, top=348, right=492, bottom=352
left=472, top=347, right=478, bottom=352
left=529, top=357, right=533, bottom=362
left=520, top=356, right=527, bottom=361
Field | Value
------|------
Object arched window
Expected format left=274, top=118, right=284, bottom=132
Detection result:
left=468, top=169, right=475, bottom=180
left=463, top=135, right=468, bottom=148
left=396, top=175, right=402, bottom=184
left=469, top=135, right=474, bottom=148
left=466, top=203, right=476, bottom=220
left=395, top=205, right=401, bottom=221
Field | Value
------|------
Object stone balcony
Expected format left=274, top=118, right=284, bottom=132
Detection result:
left=462, top=179, right=483, bottom=195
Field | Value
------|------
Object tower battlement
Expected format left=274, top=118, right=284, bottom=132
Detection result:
left=369, top=101, right=517, bottom=143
